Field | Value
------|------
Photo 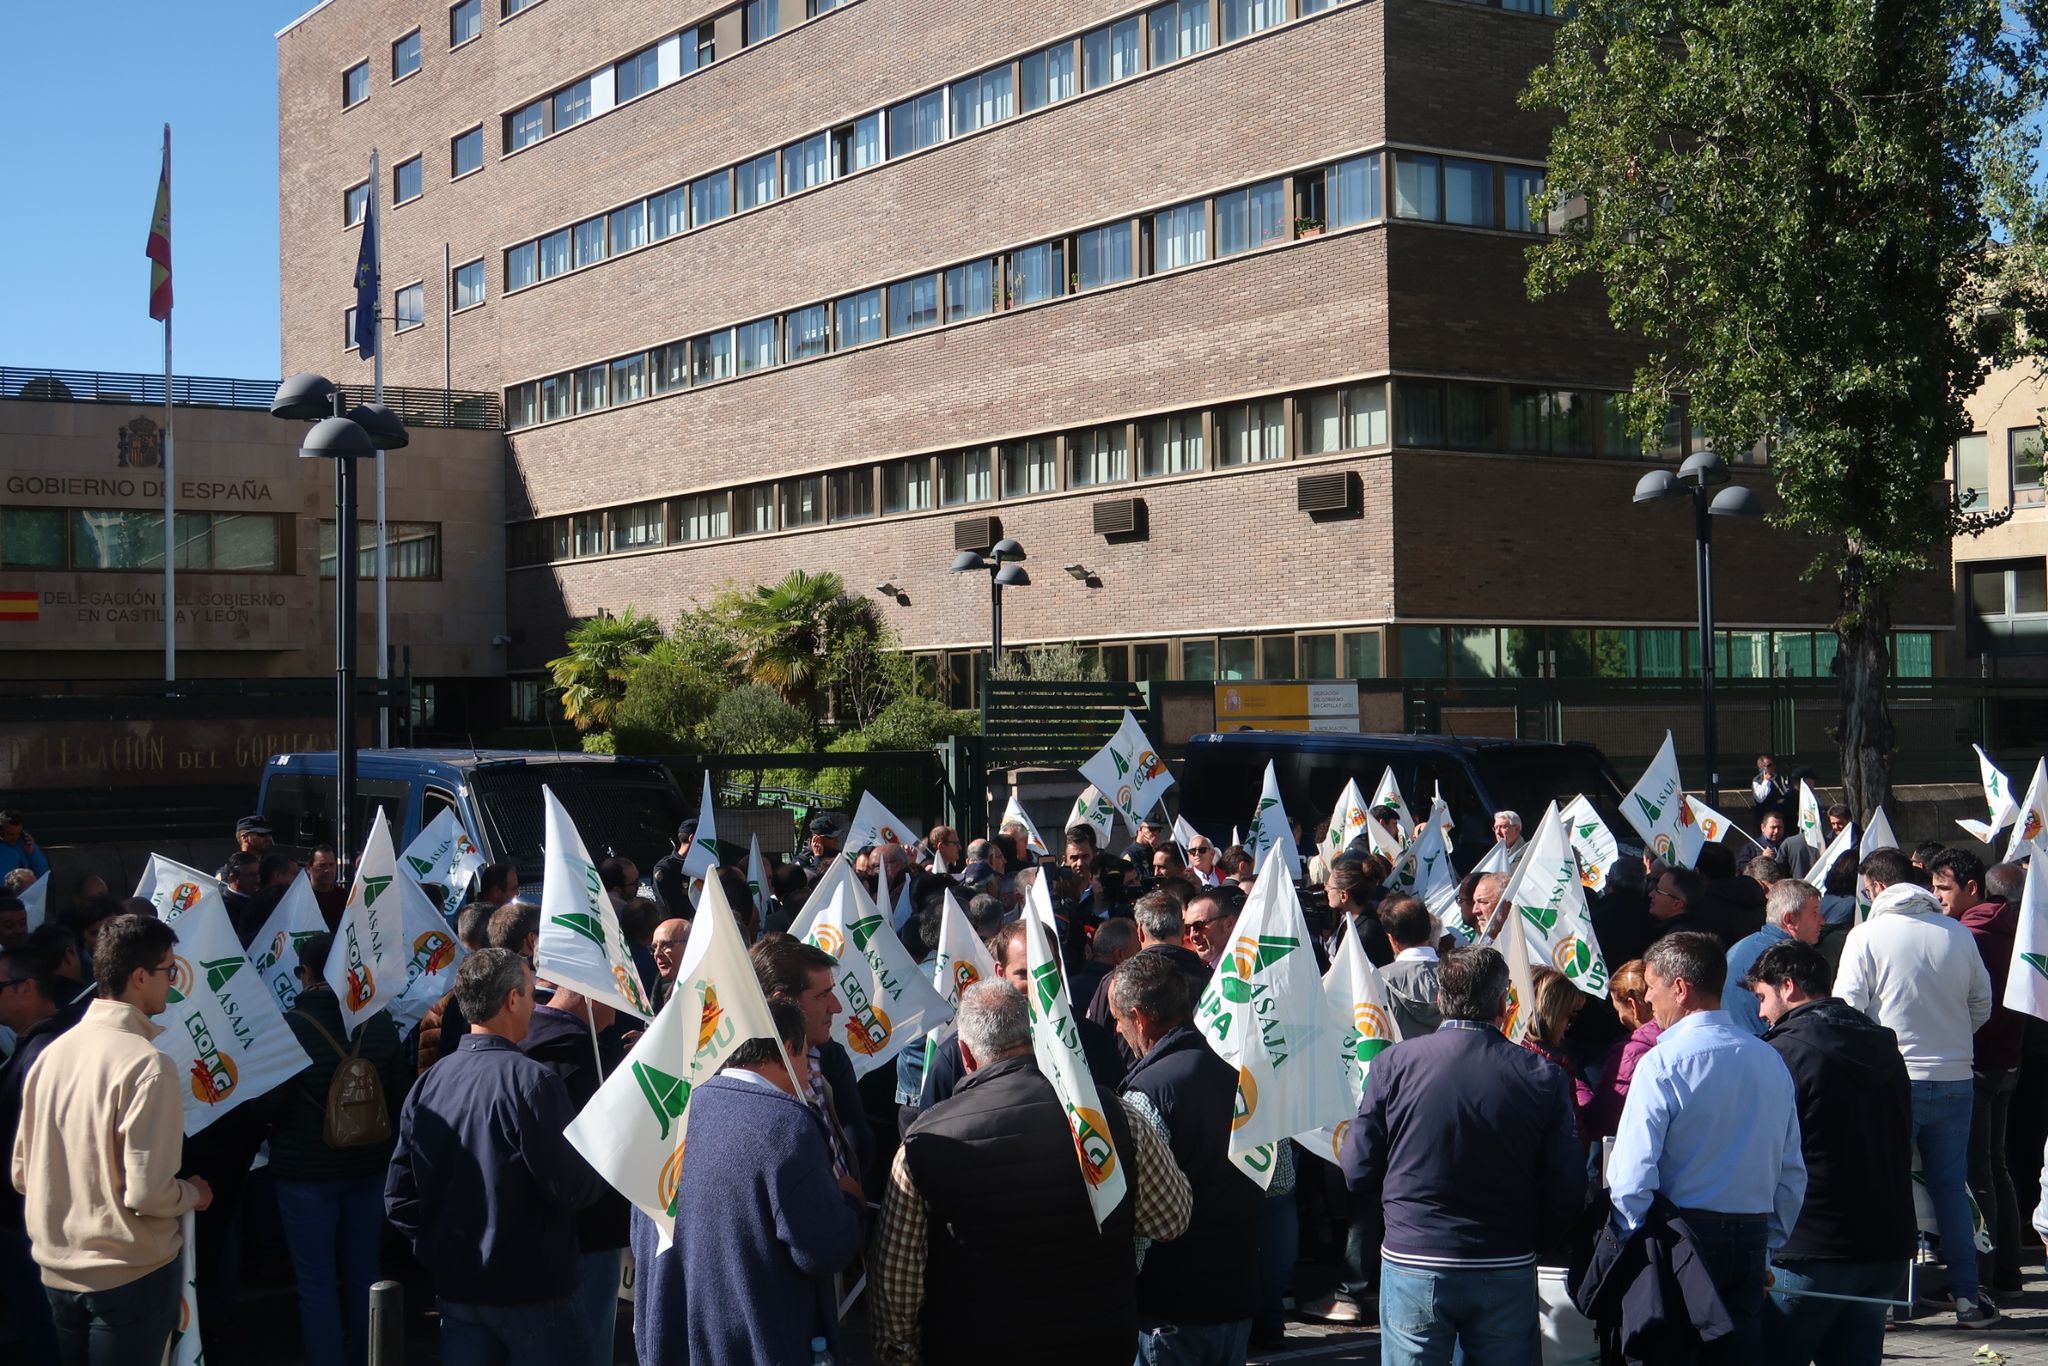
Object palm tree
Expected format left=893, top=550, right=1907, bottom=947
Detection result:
left=729, top=570, right=869, bottom=719
left=547, top=607, right=664, bottom=731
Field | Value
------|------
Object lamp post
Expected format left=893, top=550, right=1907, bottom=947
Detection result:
left=951, top=538, right=1030, bottom=670
left=1631, top=451, right=1763, bottom=808
left=270, top=374, right=408, bottom=878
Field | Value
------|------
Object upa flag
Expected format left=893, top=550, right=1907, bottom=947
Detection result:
left=19, top=873, right=48, bottom=932
left=388, top=875, right=468, bottom=1037
left=746, top=834, right=768, bottom=920
left=1077, top=708, right=1175, bottom=835
left=846, top=789, right=919, bottom=853
left=159, top=886, right=313, bottom=1133
left=136, top=854, right=217, bottom=917
left=1958, top=745, right=2021, bottom=844
left=1623, top=732, right=1703, bottom=868
left=1499, top=891, right=1543, bottom=1046
left=1560, top=795, right=1620, bottom=894
left=537, top=786, right=657, bottom=1021
left=1802, top=824, right=1856, bottom=893
left=789, top=856, right=952, bottom=1076
left=1498, top=804, right=1610, bottom=999
left=147, top=134, right=172, bottom=320
left=1324, top=779, right=1372, bottom=862
left=679, top=771, right=722, bottom=906
left=1021, top=872, right=1128, bottom=1226
left=1245, top=761, right=1301, bottom=881
left=1001, top=792, right=1050, bottom=858
left=1299, top=916, right=1400, bottom=1167
left=1390, top=799, right=1465, bottom=937
left=2006, top=759, right=2048, bottom=861
left=1796, top=780, right=1824, bottom=848
left=1367, top=768, right=1414, bottom=859
left=401, top=807, right=484, bottom=889
left=567, top=873, right=776, bottom=1236
left=1067, top=786, right=1117, bottom=846
left=325, top=809, right=410, bottom=1035
left=1194, top=851, right=1352, bottom=1187
left=2003, top=854, right=2048, bottom=1023
left=929, top=890, right=997, bottom=1010
left=1682, top=796, right=1737, bottom=847
left=247, top=872, right=328, bottom=1013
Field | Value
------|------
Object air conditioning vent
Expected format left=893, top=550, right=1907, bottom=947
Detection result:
left=953, top=515, right=1001, bottom=553
left=1092, top=497, right=1143, bottom=537
left=1297, top=471, right=1358, bottom=514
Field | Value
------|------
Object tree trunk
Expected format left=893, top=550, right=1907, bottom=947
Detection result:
left=1834, top=549, right=1896, bottom=825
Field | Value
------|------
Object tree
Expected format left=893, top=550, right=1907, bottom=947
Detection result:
left=704, top=685, right=811, bottom=753
left=1526, top=0, right=2047, bottom=817
left=992, top=641, right=1106, bottom=683
left=546, top=608, right=664, bottom=732
left=610, top=639, right=726, bottom=753
left=725, top=570, right=876, bottom=720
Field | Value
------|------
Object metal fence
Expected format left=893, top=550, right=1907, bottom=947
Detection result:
left=1, top=365, right=502, bottom=430
left=657, top=750, right=950, bottom=854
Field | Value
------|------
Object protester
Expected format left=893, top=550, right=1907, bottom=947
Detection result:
left=0, top=944, right=80, bottom=1366
left=424, top=900, right=540, bottom=1071
left=1376, top=895, right=1442, bottom=1041
left=1073, top=913, right=1140, bottom=1013
left=385, top=948, right=606, bottom=1360
left=1697, top=841, right=1766, bottom=944
left=235, top=814, right=275, bottom=856
left=1327, top=862, right=1394, bottom=965
left=1723, top=878, right=1823, bottom=1037
left=1180, top=885, right=1243, bottom=970
left=1087, top=893, right=1206, bottom=1029
left=1750, top=754, right=1791, bottom=820
left=793, top=814, right=842, bottom=878
left=1646, top=865, right=1717, bottom=944
left=306, top=845, right=347, bottom=928
left=1470, top=872, right=1509, bottom=942
left=648, top=915, right=692, bottom=1011
left=751, top=934, right=873, bottom=1185
left=1521, top=967, right=1592, bottom=1136
left=0, top=812, right=49, bottom=883
left=1584, top=958, right=1659, bottom=1141
left=11, top=915, right=213, bottom=1366
left=1490, top=810, right=1525, bottom=857
left=473, top=860, right=520, bottom=911
left=1825, top=803, right=1852, bottom=837
left=1758, top=810, right=1809, bottom=876
left=0, top=898, right=27, bottom=952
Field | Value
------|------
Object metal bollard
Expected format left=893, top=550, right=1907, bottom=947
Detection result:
left=368, top=1279, right=404, bottom=1366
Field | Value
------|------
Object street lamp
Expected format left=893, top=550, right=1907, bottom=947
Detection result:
left=1632, top=450, right=1763, bottom=808
left=271, top=375, right=408, bottom=878
left=950, top=537, right=1029, bottom=668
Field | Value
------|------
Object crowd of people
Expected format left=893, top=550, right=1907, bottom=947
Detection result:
left=1, top=756, right=2045, bottom=1366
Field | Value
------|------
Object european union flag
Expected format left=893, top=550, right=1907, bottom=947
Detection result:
left=353, top=208, right=378, bottom=359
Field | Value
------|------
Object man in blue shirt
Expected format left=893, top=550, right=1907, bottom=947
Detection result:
left=1723, top=879, right=1822, bottom=1036
left=1608, top=931, right=1807, bottom=1364
left=0, top=812, right=48, bottom=883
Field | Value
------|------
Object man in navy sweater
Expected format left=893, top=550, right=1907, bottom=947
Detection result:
left=385, top=948, right=606, bottom=1365
left=1341, top=946, right=1585, bottom=1366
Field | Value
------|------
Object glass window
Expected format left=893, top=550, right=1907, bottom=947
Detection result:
left=1, top=507, right=65, bottom=568
left=1330, top=153, right=1380, bottom=228
left=509, top=100, right=546, bottom=151
left=834, top=113, right=883, bottom=174
left=612, top=503, right=664, bottom=552
left=889, top=273, right=940, bottom=334
left=1504, top=166, right=1546, bottom=233
left=1216, top=179, right=1285, bottom=256
left=939, top=449, right=994, bottom=506
left=1342, top=631, right=1382, bottom=679
left=573, top=364, right=606, bottom=413
left=677, top=494, right=728, bottom=542
left=608, top=201, right=646, bottom=255
left=1443, top=158, right=1496, bottom=228
left=835, top=288, right=883, bottom=348
left=1149, top=0, right=1211, bottom=64
left=1076, top=222, right=1133, bottom=289
left=574, top=217, right=605, bottom=267
left=504, top=0, right=539, bottom=15
left=1300, top=0, right=1337, bottom=11
left=1218, top=399, right=1286, bottom=466
left=616, top=46, right=659, bottom=101
left=345, top=181, right=369, bottom=226
left=1393, top=153, right=1440, bottom=220
left=743, top=0, right=779, bottom=44
left=1398, top=626, right=1446, bottom=677
left=1395, top=381, right=1442, bottom=446
left=1069, top=426, right=1129, bottom=487
left=950, top=68, right=1014, bottom=135
left=1894, top=632, right=1934, bottom=678
left=781, top=476, right=824, bottom=528
left=1507, top=389, right=1593, bottom=456
left=1141, top=413, right=1204, bottom=477
left=652, top=342, right=689, bottom=393
left=452, top=258, right=486, bottom=309
left=1152, top=202, right=1207, bottom=271
left=887, top=91, right=945, bottom=156
left=1445, top=383, right=1499, bottom=450
left=690, top=23, right=715, bottom=68
left=692, top=329, right=734, bottom=384
left=1219, top=637, right=1256, bottom=680
left=648, top=186, right=687, bottom=241
left=1301, top=383, right=1386, bottom=454
left=210, top=514, right=283, bottom=572
left=552, top=80, right=592, bottom=133
left=944, top=259, right=998, bottom=322
left=736, top=318, right=777, bottom=373
left=451, top=126, right=483, bottom=177
left=1181, top=639, right=1217, bottom=680
left=690, top=171, right=730, bottom=225
left=571, top=512, right=606, bottom=558
left=737, top=486, right=775, bottom=534
left=881, top=457, right=934, bottom=514
left=507, top=381, right=538, bottom=428
left=2012, top=427, right=2045, bottom=506
left=1003, top=437, right=1058, bottom=496
left=786, top=304, right=829, bottom=362
left=1007, top=242, right=1064, bottom=306
left=1260, top=636, right=1295, bottom=679
left=1603, top=398, right=1684, bottom=460
left=1451, top=628, right=1499, bottom=678
left=783, top=133, right=831, bottom=195
left=450, top=0, right=482, bottom=45
left=1020, top=41, right=1075, bottom=112
left=394, top=282, right=424, bottom=330
left=736, top=151, right=778, bottom=211
left=538, top=227, right=570, bottom=278
left=1954, top=434, right=1989, bottom=509
left=610, top=353, right=647, bottom=404
left=392, top=29, right=422, bottom=79
left=828, top=469, right=875, bottom=522
left=543, top=517, right=571, bottom=561
left=393, top=156, right=423, bottom=204
left=1082, top=18, right=1140, bottom=90
left=343, top=61, right=369, bottom=107
left=540, top=374, right=569, bottom=420
left=1221, top=0, right=1283, bottom=41
left=70, top=510, right=161, bottom=570
left=344, top=306, right=359, bottom=351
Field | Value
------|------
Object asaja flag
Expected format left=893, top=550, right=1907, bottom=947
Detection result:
left=1001, top=792, right=1050, bottom=858
left=248, top=872, right=328, bottom=1013
left=1561, top=796, right=1620, bottom=893
left=158, top=886, right=313, bottom=1134
left=1390, top=799, right=1464, bottom=938
left=19, top=873, right=48, bottom=932
left=846, top=789, right=919, bottom=853
left=1472, top=841, right=1515, bottom=875
left=1499, top=893, right=1543, bottom=1046
left=1802, top=824, right=1857, bottom=893
left=401, top=807, right=483, bottom=888
left=1193, top=849, right=1351, bottom=1187
left=1077, top=709, right=1175, bottom=836
left=1324, top=779, right=1372, bottom=860
left=1498, top=804, right=1610, bottom=999
left=1796, top=780, right=1825, bottom=847
left=788, top=856, right=952, bottom=1077
left=136, top=854, right=216, bottom=917
left=567, top=873, right=777, bottom=1236
left=537, top=785, right=657, bottom=1021
left=1021, top=872, right=1128, bottom=1227
left=1367, top=768, right=1413, bottom=859
left=1682, top=796, right=1737, bottom=847
left=325, top=808, right=410, bottom=1035
left=929, top=890, right=997, bottom=1009
left=1245, top=761, right=1301, bottom=881
left=746, top=834, right=768, bottom=920
left=1299, top=915, right=1400, bottom=1167
left=147, top=133, right=172, bottom=321
left=1957, top=745, right=2021, bottom=844
left=1067, top=786, right=1117, bottom=847
left=2005, top=759, right=2048, bottom=861
left=2002, top=853, right=2048, bottom=1023
left=679, top=771, right=722, bottom=905
left=1623, top=732, right=1703, bottom=868
left=388, top=874, right=468, bottom=1038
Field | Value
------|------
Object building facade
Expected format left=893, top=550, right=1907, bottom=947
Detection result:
left=1953, top=362, right=2046, bottom=675
left=277, top=0, right=1952, bottom=712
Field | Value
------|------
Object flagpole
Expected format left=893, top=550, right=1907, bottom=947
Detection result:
left=371, top=148, right=390, bottom=748
left=161, top=124, right=176, bottom=683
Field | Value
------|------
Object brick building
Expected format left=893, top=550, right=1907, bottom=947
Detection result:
left=277, top=0, right=1952, bottom=713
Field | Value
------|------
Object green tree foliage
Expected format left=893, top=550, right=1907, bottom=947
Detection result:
left=1525, top=0, right=2046, bottom=814
left=704, top=684, right=812, bottom=754
left=546, top=607, right=664, bottom=732
left=611, top=639, right=726, bottom=754
left=993, top=641, right=1106, bottom=683
left=724, top=570, right=877, bottom=718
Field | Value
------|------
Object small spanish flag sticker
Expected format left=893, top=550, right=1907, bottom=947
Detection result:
left=0, top=592, right=39, bottom=621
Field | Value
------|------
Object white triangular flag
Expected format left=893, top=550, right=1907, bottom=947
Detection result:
left=1957, top=745, right=2021, bottom=844
left=1499, top=891, right=1542, bottom=1046
left=324, top=809, right=411, bottom=1035
left=1433, top=783, right=1457, bottom=847
left=745, top=834, right=768, bottom=919
left=1622, top=732, right=1704, bottom=868
left=1560, top=796, right=1619, bottom=894
left=172, top=1211, right=202, bottom=1366
left=929, top=890, right=997, bottom=1008
left=1682, top=795, right=1737, bottom=847
left=400, top=807, right=483, bottom=888
left=1862, top=807, right=1900, bottom=854
left=1389, top=799, right=1465, bottom=939
left=1245, top=761, right=1301, bottom=881
left=1021, top=871, right=1128, bottom=1226
left=536, top=785, right=658, bottom=1021
left=1077, top=709, right=1175, bottom=836
left=1172, top=815, right=1201, bottom=853
left=1473, top=841, right=1514, bottom=875
left=158, top=887, right=314, bottom=1134
left=136, top=854, right=217, bottom=918
left=247, top=872, right=328, bottom=1013
left=789, top=856, right=953, bottom=1076
left=1067, top=786, right=1116, bottom=847
left=2005, top=759, right=2048, bottom=861
left=1324, top=779, right=1372, bottom=861
left=846, top=789, right=919, bottom=853
left=387, top=874, right=469, bottom=1037
left=1497, top=804, right=1610, bottom=999
left=1796, top=780, right=1824, bottom=847
left=19, top=873, right=49, bottom=932
left=1802, top=824, right=1856, bottom=892
left=2004, top=853, right=2048, bottom=1022
left=679, top=771, right=722, bottom=907
left=1299, top=918, right=1401, bottom=1167
left=1001, top=793, right=1051, bottom=858
left=1368, top=769, right=1414, bottom=858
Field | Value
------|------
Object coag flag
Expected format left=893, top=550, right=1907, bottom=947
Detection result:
left=1194, top=851, right=1351, bottom=1187
left=172, top=1212, right=200, bottom=1366
left=536, top=786, right=657, bottom=1021
left=325, top=809, right=410, bottom=1035
left=1560, top=795, right=1620, bottom=894
left=147, top=135, right=172, bottom=321
left=1498, top=804, right=1610, bottom=999
left=1077, top=709, right=1175, bottom=836
left=388, top=874, right=468, bottom=1037
left=567, top=872, right=777, bottom=1237
left=159, top=887, right=313, bottom=1133
left=1958, top=745, right=2021, bottom=844
left=19, top=873, right=48, bottom=932
left=1802, top=824, right=1856, bottom=893
left=679, top=771, right=722, bottom=906
left=1390, top=799, right=1464, bottom=937
left=2003, top=854, right=2048, bottom=1023
left=1796, top=780, right=1825, bottom=849
left=136, top=854, right=217, bottom=918
left=929, top=889, right=997, bottom=1008
left=2006, top=759, right=2048, bottom=861
left=1245, top=761, right=1302, bottom=881
left=1299, top=914, right=1399, bottom=1167
left=846, top=789, right=919, bottom=854
left=401, top=807, right=484, bottom=890
left=1067, top=786, right=1117, bottom=847
left=1324, top=779, right=1372, bottom=863
left=1002, top=792, right=1050, bottom=858
left=1367, top=768, right=1414, bottom=860
left=1499, top=893, right=1542, bottom=1046
left=1623, top=732, right=1704, bottom=868
left=248, top=871, right=328, bottom=1013
left=1021, top=872, right=1128, bottom=1226
left=746, top=834, right=768, bottom=920
left=789, top=856, right=952, bottom=1077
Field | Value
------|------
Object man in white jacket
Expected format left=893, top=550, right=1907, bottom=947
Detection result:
left=1833, top=847, right=1996, bottom=1326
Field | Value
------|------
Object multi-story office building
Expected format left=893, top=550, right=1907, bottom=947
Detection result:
left=1953, top=363, right=2046, bottom=676
left=278, top=0, right=1951, bottom=712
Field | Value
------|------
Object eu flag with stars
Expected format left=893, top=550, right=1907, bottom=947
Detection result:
left=353, top=209, right=378, bottom=359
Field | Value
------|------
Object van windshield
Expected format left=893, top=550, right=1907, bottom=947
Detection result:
left=468, top=762, right=692, bottom=889
left=1469, top=748, right=1631, bottom=843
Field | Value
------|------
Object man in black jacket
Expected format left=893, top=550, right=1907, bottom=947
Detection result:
left=1745, top=940, right=1916, bottom=1365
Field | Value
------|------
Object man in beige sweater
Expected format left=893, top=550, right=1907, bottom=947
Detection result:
left=11, top=913, right=212, bottom=1366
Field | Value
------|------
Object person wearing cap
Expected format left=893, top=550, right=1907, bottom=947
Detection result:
left=235, top=815, right=274, bottom=857
left=649, top=820, right=699, bottom=921
left=1119, top=815, right=1168, bottom=868
left=793, top=816, right=842, bottom=877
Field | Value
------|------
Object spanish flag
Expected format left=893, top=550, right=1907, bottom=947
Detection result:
left=147, top=128, right=172, bottom=322
left=0, top=592, right=38, bottom=622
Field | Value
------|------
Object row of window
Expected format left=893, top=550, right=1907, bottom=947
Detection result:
left=315, top=521, right=444, bottom=580
left=0, top=508, right=287, bottom=574
left=342, top=125, right=485, bottom=226
left=343, top=0, right=490, bottom=109
left=1954, top=429, right=2047, bottom=510
left=341, top=273, right=439, bottom=352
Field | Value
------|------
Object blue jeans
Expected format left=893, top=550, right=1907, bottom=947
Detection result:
left=44, top=1256, right=180, bottom=1366
left=1912, top=1078, right=1979, bottom=1303
left=1679, top=1212, right=1768, bottom=1364
left=274, top=1175, right=386, bottom=1366
left=1253, top=1188, right=1299, bottom=1335
left=572, top=1249, right=622, bottom=1366
left=1377, top=1259, right=1537, bottom=1366
left=1764, top=1260, right=1900, bottom=1366
left=439, top=1295, right=589, bottom=1366
left=1134, top=1316, right=1252, bottom=1366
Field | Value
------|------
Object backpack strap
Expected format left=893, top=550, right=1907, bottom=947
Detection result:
left=288, top=1009, right=363, bottom=1061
